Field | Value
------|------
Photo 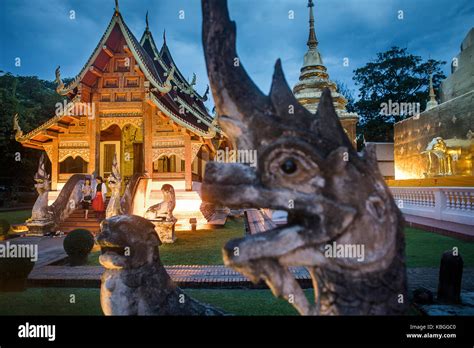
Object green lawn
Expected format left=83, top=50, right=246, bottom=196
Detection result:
left=0, top=288, right=102, bottom=315
left=88, top=217, right=246, bottom=266
left=2, top=210, right=473, bottom=269
left=87, top=219, right=473, bottom=268
left=0, top=209, right=30, bottom=225
left=0, top=287, right=421, bottom=316
left=0, top=288, right=304, bottom=316
left=404, top=227, right=474, bottom=267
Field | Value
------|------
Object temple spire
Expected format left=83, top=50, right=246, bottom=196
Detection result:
left=426, top=73, right=439, bottom=110
left=163, top=29, right=167, bottom=45
left=292, top=0, right=360, bottom=142
left=307, top=0, right=318, bottom=49
left=114, top=0, right=120, bottom=15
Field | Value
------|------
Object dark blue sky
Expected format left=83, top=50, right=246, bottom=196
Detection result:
left=1, top=0, right=473, bottom=107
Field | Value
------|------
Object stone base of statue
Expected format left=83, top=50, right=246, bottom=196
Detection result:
left=150, top=218, right=177, bottom=244
left=26, top=219, right=55, bottom=236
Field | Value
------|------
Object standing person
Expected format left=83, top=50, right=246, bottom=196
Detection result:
left=81, top=178, right=93, bottom=219
left=92, top=176, right=107, bottom=220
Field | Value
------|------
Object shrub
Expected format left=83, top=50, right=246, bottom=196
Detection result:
left=0, top=257, right=35, bottom=292
left=63, top=229, right=95, bottom=266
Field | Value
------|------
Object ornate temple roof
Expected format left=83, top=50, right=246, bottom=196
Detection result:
left=140, top=25, right=215, bottom=133
left=293, top=0, right=358, bottom=121
left=16, top=5, right=220, bottom=147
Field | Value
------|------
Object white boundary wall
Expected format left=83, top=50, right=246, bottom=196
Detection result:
left=390, top=187, right=474, bottom=236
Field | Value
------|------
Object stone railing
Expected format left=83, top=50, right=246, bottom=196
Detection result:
left=390, top=186, right=474, bottom=235
left=121, top=172, right=148, bottom=215
left=49, top=174, right=87, bottom=229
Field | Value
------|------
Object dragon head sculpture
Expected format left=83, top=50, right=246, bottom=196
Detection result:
left=97, top=215, right=226, bottom=316
left=144, top=184, right=176, bottom=222
left=34, top=153, right=51, bottom=195
left=201, top=0, right=407, bottom=315
left=107, top=153, right=121, bottom=191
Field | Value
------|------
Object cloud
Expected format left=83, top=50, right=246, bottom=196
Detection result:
left=0, top=0, right=472, bottom=102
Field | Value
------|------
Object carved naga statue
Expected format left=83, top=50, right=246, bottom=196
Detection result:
left=106, top=153, right=122, bottom=219
left=97, top=215, right=225, bottom=315
left=145, top=184, right=176, bottom=222
left=30, top=153, right=52, bottom=222
left=201, top=0, right=407, bottom=315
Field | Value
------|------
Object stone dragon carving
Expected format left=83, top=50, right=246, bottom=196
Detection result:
left=201, top=0, right=407, bottom=315
left=13, top=113, right=23, bottom=141
left=144, top=184, right=178, bottom=244
left=30, top=153, right=52, bottom=223
left=97, top=215, right=225, bottom=315
left=144, top=184, right=176, bottom=222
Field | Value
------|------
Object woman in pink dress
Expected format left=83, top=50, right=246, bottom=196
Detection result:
left=92, top=176, right=107, bottom=220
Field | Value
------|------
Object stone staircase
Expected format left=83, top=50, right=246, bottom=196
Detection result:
left=50, top=178, right=227, bottom=233
left=57, top=198, right=109, bottom=235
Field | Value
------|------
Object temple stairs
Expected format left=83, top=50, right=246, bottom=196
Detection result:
left=48, top=179, right=226, bottom=233
left=57, top=198, right=110, bottom=235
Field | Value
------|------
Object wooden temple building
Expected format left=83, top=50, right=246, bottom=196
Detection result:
left=14, top=3, right=228, bottom=229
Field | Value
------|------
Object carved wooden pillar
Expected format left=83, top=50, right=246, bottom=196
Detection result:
left=202, top=147, right=209, bottom=178
left=88, top=97, right=100, bottom=176
left=184, top=132, right=192, bottom=191
left=143, top=104, right=153, bottom=175
left=51, top=139, right=59, bottom=190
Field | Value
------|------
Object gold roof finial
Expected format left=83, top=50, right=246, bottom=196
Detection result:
left=145, top=10, right=149, bottom=31
left=114, top=0, right=119, bottom=15
left=13, top=113, right=23, bottom=141
left=307, top=0, right=318, bottom=49
left=429, top=74, right=435, bottom=99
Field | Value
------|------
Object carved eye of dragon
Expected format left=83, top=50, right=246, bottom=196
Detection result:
left=262, top=147, right=324, bottom=192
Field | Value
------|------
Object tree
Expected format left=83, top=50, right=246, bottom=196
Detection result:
left=0, top=72, right=66, bottom=191
left=335, top=81, right=356, bottom=113
left=353, top=47, right=446, bottom=142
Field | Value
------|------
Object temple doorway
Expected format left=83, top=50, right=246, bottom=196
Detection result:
left=100, top=141, right=120, bottom=178
left=100, top=124, right=121, bottom=179
left=99, top=123, right=144, bottom=181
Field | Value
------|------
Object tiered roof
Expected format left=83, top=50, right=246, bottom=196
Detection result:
left=140, top=27, right=215, bottom=134
left=293, top=0, right=358, bottom=121
left=16, top=6, right=219, bottom=147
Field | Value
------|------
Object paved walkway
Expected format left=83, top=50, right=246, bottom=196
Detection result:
left=407, top=267, right=474, bottom=293
left=2, top=235, right=66, bottom=268
left=29, top=265, right=312, bottom=289
left=28, top=259, right=474, bottom=292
